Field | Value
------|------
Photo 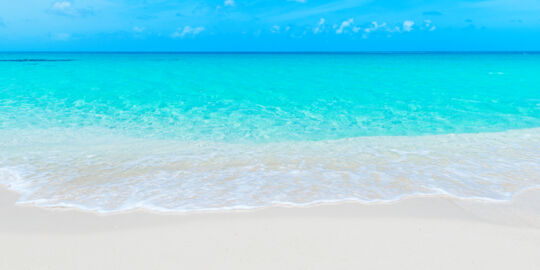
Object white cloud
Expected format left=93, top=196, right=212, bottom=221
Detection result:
left=352, top=26, right=362, bottom=33
left=52, top=1, right=71, bottom=10
left=423, top=20, right=436, bottom=31
left=50, top=1, right=92, bottom=17
left=171, top=26, right=205, bottom=38
left=313, top=18, right=325, bottom=34
left=224, top=0, right=235, bottom=7
left=133, top=26, right=145, bottom=33
left=336, top=18, right=353, bottom=34
left=364, top=21, right=386, bottom=33
left=270, top=25, right=290, bottom=34
left=384, top=25, right=401, bottom=33
left=360, top=21, right=388, bottom=38
left=403, top=20, right=414, bottom=32
left=51, top=1, right=75, bottom=16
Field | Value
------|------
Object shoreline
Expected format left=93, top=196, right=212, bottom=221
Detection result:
left=2, top=186, right=540, bottom=269
left=2, top=127, right=539, bottom=214
left=3, top=183, right=540, bottom=217
left=2, top=185, right=540, bottom=225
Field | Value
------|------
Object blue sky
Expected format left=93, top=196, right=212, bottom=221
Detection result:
left=0, top=0, right=539, bottom=51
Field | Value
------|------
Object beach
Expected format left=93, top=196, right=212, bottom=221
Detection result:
left=2, top=187, right=540, bottom=270
left=1, top=0, right=540, bottom=266
left=1, top=52, right=540, bottom=269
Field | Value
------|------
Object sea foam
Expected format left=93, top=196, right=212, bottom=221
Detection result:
left=1, top=127, right=539, bottom=213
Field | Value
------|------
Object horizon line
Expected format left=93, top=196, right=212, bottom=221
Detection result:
left=1, top=50, right=540, bottom=54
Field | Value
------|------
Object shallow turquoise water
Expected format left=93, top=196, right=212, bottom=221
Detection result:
left=0, top=53, right=539, bottom=212
left=1, top=53, right=539, bottom=141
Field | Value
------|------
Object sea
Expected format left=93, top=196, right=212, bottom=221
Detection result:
left=1, top=52, right=539, bottom=213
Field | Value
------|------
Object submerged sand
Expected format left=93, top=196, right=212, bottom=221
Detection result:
left=2, top=127, right=539, bottom=212
left=1, top=187, right=540, bottom=270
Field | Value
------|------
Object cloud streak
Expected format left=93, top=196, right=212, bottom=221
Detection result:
left=171, top=26, right=205, bottom=38
left=313, top=18, right=325, bottom=33
left=364, top=21, right=386, bottom=33
left=403, top=20, right=414, bottom=32
left=50, top=1, right=94, bottom=17
left=133, top=26, right=145, bottom=33
left=336, top=18, right=353, bottom=34
left=267, top=0, right=370, bottom=22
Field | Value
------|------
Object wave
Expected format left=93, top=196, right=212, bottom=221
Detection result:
left=1, top=127, right=539, bottom=213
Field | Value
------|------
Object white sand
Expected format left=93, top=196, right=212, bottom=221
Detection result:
left=1, top=187, right=540, bottom=270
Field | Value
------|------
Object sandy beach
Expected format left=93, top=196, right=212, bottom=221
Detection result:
left=1, top=186, right=540, bottom=270
left=2, top=1, right=540, bottom=268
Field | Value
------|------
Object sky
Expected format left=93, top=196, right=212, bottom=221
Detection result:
left=0, top=0, right=539, bottom=51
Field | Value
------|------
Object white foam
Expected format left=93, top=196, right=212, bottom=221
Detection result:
left=1, top=127, right=539, bottom=213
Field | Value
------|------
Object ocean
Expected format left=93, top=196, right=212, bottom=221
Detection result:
left=1, top=52, right=539, bottom=212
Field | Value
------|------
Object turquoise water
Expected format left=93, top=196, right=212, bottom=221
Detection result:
left=0, top=53, right=539, bottom=212
left=2, top=53, right=539, bottom=141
